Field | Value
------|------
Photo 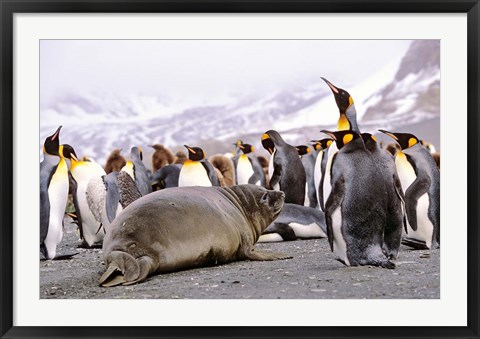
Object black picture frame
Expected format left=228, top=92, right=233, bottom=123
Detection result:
left=1, top=1, right=479, bottom=338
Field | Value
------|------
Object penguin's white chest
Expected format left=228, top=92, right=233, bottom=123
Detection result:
left=395, top=153, right=434, bottom=248
left=179, top=161, right=212, bottom=187
left=236, top=155, right=254, bottom=185
left=313, top=151, right=323, bottom=197
left=323, top=145, right=338, bottom=205
left=44, top=159, right=69, bottom=258
left=268, top=151, right=280, bottom=191
left=331, top=206, right=350, bottom=266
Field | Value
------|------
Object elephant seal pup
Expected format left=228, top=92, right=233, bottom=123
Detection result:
left=99, top=184, right=290, bottom=287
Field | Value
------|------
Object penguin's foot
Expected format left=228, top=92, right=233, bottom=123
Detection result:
left=402, top=237, right=429, bottom=250
left=53, top=252, right=79, bottom=260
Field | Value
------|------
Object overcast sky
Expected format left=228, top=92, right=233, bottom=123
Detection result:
left=40, top=40, right=412, bottom=107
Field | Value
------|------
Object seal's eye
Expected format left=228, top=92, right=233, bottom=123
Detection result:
left=261, top=193, right=269, bottom=204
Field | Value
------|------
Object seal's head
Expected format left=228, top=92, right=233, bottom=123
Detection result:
left=228, top=184, right=285, bottom=239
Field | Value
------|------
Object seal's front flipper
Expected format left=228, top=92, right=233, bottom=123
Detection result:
left=99, top=264, right=125, bottom=287
left=245, top=247, right=292, bottom=261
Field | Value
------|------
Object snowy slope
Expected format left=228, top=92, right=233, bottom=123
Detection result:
left=40, top=40, right=440, bottom=165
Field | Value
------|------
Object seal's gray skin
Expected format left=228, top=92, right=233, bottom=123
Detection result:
left=99, top=185, right=289, bottom=287
left=361, top=133, right=406, bottom=260
left=259, top=204, right=326, bottom=242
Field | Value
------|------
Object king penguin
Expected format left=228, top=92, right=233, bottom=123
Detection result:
left=178, top=145, right=220, bottom=187
left=321, top=129, right=394, bottom=268
left=361, top=132, right=406, bottom=259
left=295, top=145, right=318, bottom=209
left=40, top=126, right=70, bottom=260
left=379, top=130, right=440, bottom=249
left=121, top=146, right=152, bottom=196
left=234, top=143, right=266, bottom=186
left=311, top=138, right=333, bottom=212
left=261, top=130, right=306, bottom=205
left=320, top=78, right=361, bottom=216
left=69, top=154, right=107, bottom=247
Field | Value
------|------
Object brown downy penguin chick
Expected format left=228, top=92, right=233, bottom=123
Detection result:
left=104, top=149, right=127, bottom=174
left=150, top=144, right=175, bottom=172
left=209, top=154, right=236, bottom=186
left=174, top=150, right=187, bottom=165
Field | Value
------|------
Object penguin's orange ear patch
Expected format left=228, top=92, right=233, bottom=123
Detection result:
left=408, top=138, right=417, bottom=148
left=326, top=140, right=333, bottom=147
left=343, top=134, right=353, bottom=145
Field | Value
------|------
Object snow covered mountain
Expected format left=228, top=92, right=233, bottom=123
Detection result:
left=40, top=40, right=440, bottom=166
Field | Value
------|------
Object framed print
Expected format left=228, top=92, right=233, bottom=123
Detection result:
left=1, top=1, right=479, bottom=338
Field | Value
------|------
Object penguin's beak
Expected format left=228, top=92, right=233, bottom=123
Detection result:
left=71, top=153, right=79, bottom=162
left=378, top=129, right=398, bottom=140
left=51, top=125, right=62, bottom=141
left=184, top=145, right=196, bottom=154
left=239, top=144, right=245, bottom=150
left=321, top=77, right=339, bottom=94
left=320, top=130, right=336, bottom=140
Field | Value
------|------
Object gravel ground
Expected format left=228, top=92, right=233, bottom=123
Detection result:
left=40, top=218, right=440, bottom=299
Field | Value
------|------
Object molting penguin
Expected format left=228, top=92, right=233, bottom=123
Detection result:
left=321, top=129, right=394, bottom=268
left=311, top=138, right=333, bottom=212
left=178, top=145, right=220, bottom=187
left=234, top=143, right=266, bottom=187
left=320, top=78, right=361, bottom=218
left=121, top=147, right=152, bottom=196
left=104, top=149, right=126, bottom=174
left=361, top=132, right=406, bottom=259
left=261, top=130, right=306, bottom=205
left=379, top=130, right=440, bottom=249
left=70, top=154, right=107, bottom=247
left=209, top=154, right=236, bottom=187
left=150, top=144, right=175, bottom=172
left=295, top=145, right=318, bottom=208
left=40, top=126, right=69, bottom=260
left=257, top=204, right=327, bottom=242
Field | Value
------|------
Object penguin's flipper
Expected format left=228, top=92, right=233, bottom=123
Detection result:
left=248, top=156, right=266, bottom=186
left=269, top=163, right=282, bottom=190
left=263, top=222, right=297, bottom=241
left=117, top=171, right=142, bottom=209
left=103, top=172, right=121, bottom=223
left=201, top=160, right=221, bottom=186
left=70, top=176, right=84, bottom=241
left=404, top=172, right=431, bottom=232
left=39, top=187, right=50, bottom=244
left=402, top=237, right=429, bottom=250
left=392, top=172, right=408, bottom=233
left=325, top=157, right=344, bottom=252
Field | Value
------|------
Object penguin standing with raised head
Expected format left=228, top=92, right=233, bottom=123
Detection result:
left=178, top=145, right=220, bottom=187
left=261, top=130, right=306, bottom=205
left=379, top=130, right=440, bottom=249
left=321, top=129, right=394, bottom=268
left=311, top=138, right=333, bottom=212
left=295, top=145, right=318, bottom=208
left=121, top=146, right=152, bottom=196
left=320, top=78, right=361, bottom=213
left=40, top=126, right=70, bottom=260
left=361, top=132, right=406, bottom=259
